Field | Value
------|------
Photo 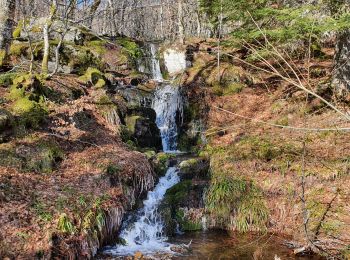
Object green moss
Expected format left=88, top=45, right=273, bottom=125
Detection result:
left=0, top=140, right=63, bottom=173
left=153, top=152, right=174, bottom=176
left=11, top=97, right=48, bottom=129
left=212, top=82, right=245, bottom=96
left=12, top=21, right=23, bottom=38
left=10, top=43, right=28, bottom=57
left=125, top=115, right=140, bottom=134
left=0, top=49, right=6, bottom=66
left=79, top=67, right=107, bottom=88
left=85, top=40, right=107, bottom=55
left=12, top=97, right=35, bottom=113
left=0, top=73, right=18, bottom=87
left=144, top=150, right=156, bottom=159
left=95, top=78, right=106, bottom=89
left=116, top=38, right=142, bottom=59
left=165, top=180, right=192, bottom=206
left=69, top=50, right=103, bottom=75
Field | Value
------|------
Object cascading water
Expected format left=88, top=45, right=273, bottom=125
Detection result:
left=138, top=43, right=164, bottom=82
left=104, top=167, right=180, bottom=256
left=104, top=44, right=184, bottom=257
left=153, top=85, right=183, bottom=152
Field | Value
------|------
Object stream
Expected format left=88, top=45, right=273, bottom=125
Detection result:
left=100, top=43, right=321, bottom=260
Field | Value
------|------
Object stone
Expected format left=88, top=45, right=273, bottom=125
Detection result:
left=126, top=115, right=162, bottom=150
left=127, top=106, right=157, bottom=122
left=178, top=157, right=210, bottom=180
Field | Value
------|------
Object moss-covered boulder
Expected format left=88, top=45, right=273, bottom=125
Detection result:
left=160, top=179, right=207, bottom=235
left=152, top=153, right=174, bottom=176
left=20, top=142, right=64, bottom=173
left=79, top=67, right=108, bottom=89
left=126, top=106, right=157, bottom=122
left=0, top=140, right=64, bottom=173
left=178, top=157, right=209, bottom=180
left=11, top=97, right=47, bottom=129
left=125, top=115, right=162, bottom=150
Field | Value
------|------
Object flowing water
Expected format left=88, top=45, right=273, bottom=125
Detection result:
left=103, top=44, right=184, bottom=257
left=152, top=84, right=183, bottom=152
left=138, top=43, right=164, bottom=82
left=101, top=44, right=318, bottom=259
left=104, top=167, right=180, bottom=256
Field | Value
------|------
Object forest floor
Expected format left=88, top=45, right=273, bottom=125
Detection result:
left=181, top=39, right=350, bottom=257
left=0, top=75, right=155, bottom=258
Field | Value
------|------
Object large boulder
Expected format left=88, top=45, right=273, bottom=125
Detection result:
left=126, top=115, right=162, bottom=150
left=178, top=157, right=210, bottom=180
left=332, top=30, right=350, bottom=95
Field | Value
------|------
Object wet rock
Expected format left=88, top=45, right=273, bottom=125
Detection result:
left=170, top=245, right=191, bottom=254
left=126, top=115, right=162, bottom=150
left=127, top=106, right=157, bottom=122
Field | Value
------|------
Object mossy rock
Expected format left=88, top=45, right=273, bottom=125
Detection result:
left=79, top=67, right=108, bottom=89
left=125, top=115, right=162, bottom=150
left=0, top=73, right=18, bottom=87
left=11, top=97, right=47, bottom=129
left=7, top=73, right=49, bottom=102
left=69, top=50, right=104, bottom=75
left=178, top=158, right=209, bottom=180
left=153, top=152, right=175, bottom=176
left=10, top=42, right=28, bottom=57
left=165, top=180, right=192, bottom=206
left=116, top=37, right=142, bottom=59
left=212, top=82, right=245, bottom=96
left=0, top=140, right=64, bottom=173
left=126, top=106, right=157, bottom=122
left=23, top=142, right=64, bottom=173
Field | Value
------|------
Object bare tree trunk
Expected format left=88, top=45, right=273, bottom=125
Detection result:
left=107, top=0, right=117, bottom=36
left=0, top=0, right=16, bottom=67
left=88, top=0, right=101, bottom=29
left=332, top=30, right=350, bottom=95
left=41, top=0, right=57, bottom=75
left=177, top=0, right=184, bottom=44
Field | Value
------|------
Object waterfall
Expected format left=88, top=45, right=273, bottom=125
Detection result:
left=152, top=84, right=183, bottom=152
left=104, top=43, right=185, bottom=257
left=104, top=167, right=180, bottom=256
left=138, top=43, right=164, bottom=82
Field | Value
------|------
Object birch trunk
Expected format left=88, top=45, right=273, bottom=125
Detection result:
left=0, top=0, right=16, bottom=67
left=41, top=0, right=57, bottom=75
left=177, top=0, right=184, bottom=44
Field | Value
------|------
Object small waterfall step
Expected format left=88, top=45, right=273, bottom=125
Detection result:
left=103, top=167, right=180, bottom=256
